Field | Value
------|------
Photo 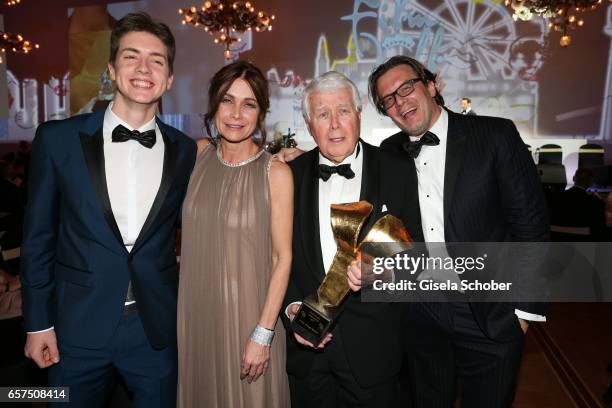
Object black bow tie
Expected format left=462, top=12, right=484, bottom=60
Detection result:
left=112, top=124, right=156, bottom=148
left=318, top=163, right=355, bottom=181
left=403, top=131, right=440, bottom=159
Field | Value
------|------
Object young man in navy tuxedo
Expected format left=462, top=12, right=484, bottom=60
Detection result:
left=21, top=13, right=196, bottom=407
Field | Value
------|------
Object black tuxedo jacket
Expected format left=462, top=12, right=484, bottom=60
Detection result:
left=380, top=110, right=549, bottom=341
left=21, top=109, right=196, bottom=350
left=283, top=141, right=423, bottom=388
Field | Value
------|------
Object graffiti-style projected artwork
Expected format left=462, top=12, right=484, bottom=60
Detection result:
left=263, top=0, right=561, bottom=149
left=601, top=5, right=612, bottom=143
left=267, top=68, right=308, bottom=142
left=7, top=71, right=39, bottom=141
left=44, top=74, right=70, bottom=121
left=1, top=0, right=610, bottom=147
left=344, top=0, right=549, bottom=136
left=5, top=71, right=70, bottom=140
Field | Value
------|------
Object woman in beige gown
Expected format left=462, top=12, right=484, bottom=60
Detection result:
left=177, top=61, right=292, bottom=407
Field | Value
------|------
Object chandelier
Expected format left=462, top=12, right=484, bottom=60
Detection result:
left=1, top=0, right=39, bottom=63
left=0, top=31, right=39, bottom=63
left=506, top=0, right=612, bottom=46
left=179, top=1, right=275, bottom=59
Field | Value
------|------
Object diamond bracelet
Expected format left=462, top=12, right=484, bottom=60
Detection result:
left=250, top=324, right=275, bottom=346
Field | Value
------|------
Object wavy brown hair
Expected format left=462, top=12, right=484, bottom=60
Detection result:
left=204, top=61, right=270, bottom=147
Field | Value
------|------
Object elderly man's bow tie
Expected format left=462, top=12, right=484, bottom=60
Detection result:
left=112, top=124, right=156, bottom=148
left=403, top=131, right=439, bottom=159
left=318, top=164, right=355, bottom=181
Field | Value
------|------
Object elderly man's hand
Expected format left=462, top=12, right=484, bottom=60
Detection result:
left=275, top=148, right=305, bottom=163
left=286, top=303, right=333, bottom=349
left=347, top=260, right=363, bottom=292
left=347, top=254, right=394, bottom=292
left=347, top=256, right=382, bottom=292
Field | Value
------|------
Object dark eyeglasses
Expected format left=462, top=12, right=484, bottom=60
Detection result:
left=378, top=78, right=422, bottom=111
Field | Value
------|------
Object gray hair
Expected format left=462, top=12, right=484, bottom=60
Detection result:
left=301, top=71, right=362, bottom=122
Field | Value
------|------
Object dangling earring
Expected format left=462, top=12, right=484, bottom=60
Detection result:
left=206, top=121, right=222, bottom=145
left=211, top=123, right=221, bottom=140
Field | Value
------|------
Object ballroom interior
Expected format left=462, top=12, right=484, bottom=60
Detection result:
left=0, top=0, right=611, bottom=407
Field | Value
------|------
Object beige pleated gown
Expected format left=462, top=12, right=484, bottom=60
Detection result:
left=177, top=144, right=290, bottom=407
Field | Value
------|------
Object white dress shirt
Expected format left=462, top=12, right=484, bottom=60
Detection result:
left=103, top=104, right=164, bottom=250
left=318, top=143, right=363, bottom=272
left=412, top=110, right=447, bottom=244
left=414, top=109, right=544, bottom=322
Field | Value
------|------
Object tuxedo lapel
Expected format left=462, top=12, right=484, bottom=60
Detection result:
left=443, top=112, right=467, bottom=226
left=132, top=122, right=178, bottom=252
left=79, top=127, right=125, bottom=251
left=300, top=150, right=326, bottom=281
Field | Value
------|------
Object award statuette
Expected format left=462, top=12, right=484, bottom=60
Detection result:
left=290, top=200, right=413, bottom=346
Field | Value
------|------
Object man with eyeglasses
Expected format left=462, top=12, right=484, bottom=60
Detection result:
left=364, top=56, right=549, bottom=407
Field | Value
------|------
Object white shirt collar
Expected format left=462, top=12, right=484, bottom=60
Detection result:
left=409, top=107, right=448, bottom=143
left=318, top=141, right=361, bottom=166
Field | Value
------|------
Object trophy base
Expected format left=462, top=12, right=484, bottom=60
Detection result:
left=290, top=296, right=338, bottom=346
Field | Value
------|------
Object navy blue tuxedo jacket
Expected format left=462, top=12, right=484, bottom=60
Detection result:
left=380, top=110, right=549, bottom=341
left=21, top=109, right=196, bottom=350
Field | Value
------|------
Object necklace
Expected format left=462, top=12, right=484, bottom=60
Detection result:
left=216, top=147, right=264, bottom=168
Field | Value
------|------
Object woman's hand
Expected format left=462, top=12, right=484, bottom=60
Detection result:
left=241, top=339, right=271, bottom=383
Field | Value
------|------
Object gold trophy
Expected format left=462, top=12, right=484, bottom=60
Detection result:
left=291, top=200, right=413, bottom=345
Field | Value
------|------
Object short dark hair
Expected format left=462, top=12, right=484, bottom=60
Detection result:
left=462, top=97, right=471, bottom=104
left=204, top=61, right=270, bottom=147
left=368, top=55, right=445, bottom=115
left=110, top=12, right=176, bottom=74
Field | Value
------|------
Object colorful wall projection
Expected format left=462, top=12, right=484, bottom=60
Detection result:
left=1, top=0, right=611, bottom=157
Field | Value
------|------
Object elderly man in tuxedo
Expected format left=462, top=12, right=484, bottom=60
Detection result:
left=282, top=71, right=421, bottom=408
left=20, top=13, right=196, bottom=407
left=360, top=55, right=549, bottom=408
